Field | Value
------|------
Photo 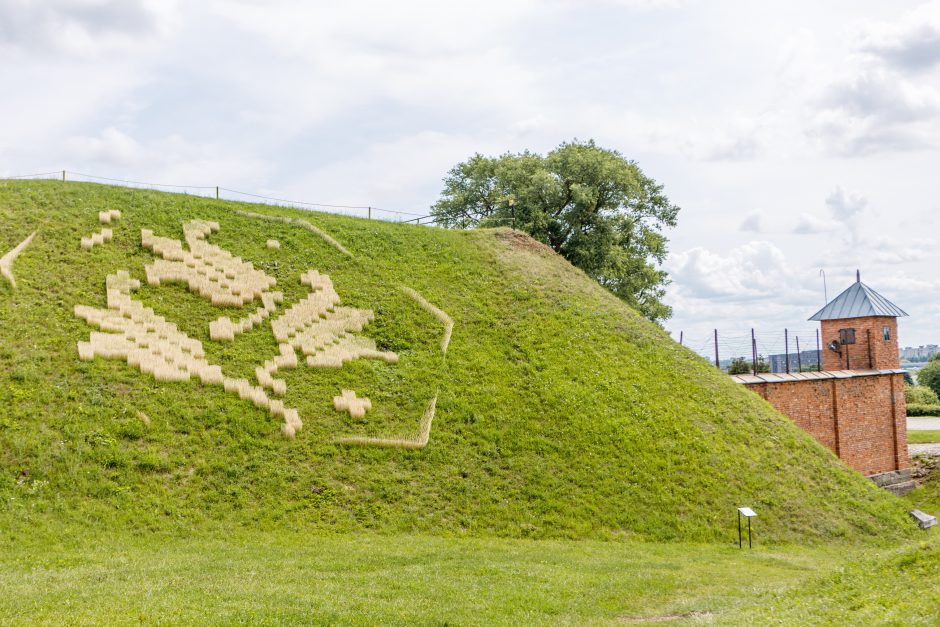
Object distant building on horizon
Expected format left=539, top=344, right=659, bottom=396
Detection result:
left=768, top=349, right=822, bottom=373
left=900, top=344, right=939, bottom=361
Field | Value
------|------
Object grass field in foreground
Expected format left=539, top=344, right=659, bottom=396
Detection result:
left=0, top=531, right=857, bottom=625
left=2, top=530, right=938, bottom=625
left=908, top=430, right=940, bottom=444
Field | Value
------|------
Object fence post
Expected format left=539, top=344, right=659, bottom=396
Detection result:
left=62, top=170, right=66, bottom=182
left=368, top=206, right=372, bottom=220
left=714, top=329, right=719, bottom=368
left=816, top=329, right=821, bottom=371
left=785, top=328, right=789, bottom=374
left=796, top=336, right=802, bottom=372
left=216, top=186, right=219, bottom=200
left=679, top=330, right=683, bottom=346
left=751, top=328, right=757, bottom=375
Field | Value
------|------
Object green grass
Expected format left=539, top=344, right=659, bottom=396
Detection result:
left=0, top=529, right=858, bottom=625
left=908, top=430, right=940, bottom=444
left=1, top=180, right=938, bottom=622
left=723, top=542, right=940, bottom=626
left=0, top=179, right=914, bottom=544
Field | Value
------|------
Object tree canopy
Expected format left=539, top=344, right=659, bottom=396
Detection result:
left=431, top=140, right=680, bottom=323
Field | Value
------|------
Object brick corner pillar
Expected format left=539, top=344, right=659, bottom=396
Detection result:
left=892, top=373, right=911, bottom=471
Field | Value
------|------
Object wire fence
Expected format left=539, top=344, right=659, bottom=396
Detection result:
left=675, top=326, right=826, bottom=374
left=1, top=169, right=438, bottom=226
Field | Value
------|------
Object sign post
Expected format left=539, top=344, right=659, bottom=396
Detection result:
left=737, top=507, right=757, bottom=548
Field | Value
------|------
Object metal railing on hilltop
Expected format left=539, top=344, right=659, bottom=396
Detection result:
left=1, top=169, right=438, bottom=226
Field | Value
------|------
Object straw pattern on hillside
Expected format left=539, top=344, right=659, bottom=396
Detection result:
left=0, top=231, right=37, bottom=289
left=271, top=269, right=397, bottom=369
left=142, top=220, right=282, bottom=341
left=333, top=389, right=371, bottom=418
left=333, top=395, right=437, bottom=449
left=74, top=270, right=303, bottom=437
left=80, top=228, right=113, bottom=250
left=98, top=209, right=122, bottom=224
left=401, top=286, right=453, bottom=354
left=333, top=287, right=451, bottom=449
left=234, top=210, right=353, bottom=258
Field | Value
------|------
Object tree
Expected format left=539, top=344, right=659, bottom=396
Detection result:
left=905, top=384, right=940, bottom=406
left=727, top=355, right=770, bottom=374
left=918, top=360, right=940, bottom=399
left=431, top=140, right=680, bottom=323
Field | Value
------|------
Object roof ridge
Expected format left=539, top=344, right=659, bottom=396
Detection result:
left=808, top=279, right=907, bottom=321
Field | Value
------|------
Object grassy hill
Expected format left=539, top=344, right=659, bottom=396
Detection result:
left=0, top=179, right=913, bottom=544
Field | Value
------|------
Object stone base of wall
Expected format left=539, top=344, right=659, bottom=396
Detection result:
left=869, top=468, right=915, bottom=496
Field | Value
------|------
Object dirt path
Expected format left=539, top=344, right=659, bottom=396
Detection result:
left=910, top=443, right=940, bottom=456
left=908, top=417, right=940, bottom=430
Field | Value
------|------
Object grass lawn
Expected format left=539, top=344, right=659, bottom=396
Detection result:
left=723, top=541, right=940, bottom=626
left=0, top=530, right=863, bottom=625
left=908, top=430, right=940, bottom=444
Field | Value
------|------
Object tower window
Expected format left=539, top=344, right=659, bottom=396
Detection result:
left=883, top=326, right=891, bottom=341
left=839, top=328, right=856, bottom=345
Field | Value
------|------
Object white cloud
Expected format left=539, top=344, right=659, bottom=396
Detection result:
left=805, top=4, right=940, bottom=156
left=667, top=240, right=795, bottom=301
left=739, top=212, right=762, bottom=233
left=857, top=2, right=940, bottom=71
left=793, top=213, right=839, bottom=235
left=67, top=127, right=142, bottom=165
left=792, top=186, right=867, bottom=240
left=0, top=0, right=179, bottom=57
left=63, top=127, right=269, bottom=187
left=3, top=0, right=940, bottom=349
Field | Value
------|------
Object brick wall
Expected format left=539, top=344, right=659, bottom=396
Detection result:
left=748, top=372, right=908, bottom=476
left=820, top=316, right=899, bottom=371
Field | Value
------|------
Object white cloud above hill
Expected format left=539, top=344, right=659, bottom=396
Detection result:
left=2, top=0, right=939, bottom=346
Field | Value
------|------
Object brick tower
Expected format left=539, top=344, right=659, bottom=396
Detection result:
left=809, top=271, right=908, bottom=371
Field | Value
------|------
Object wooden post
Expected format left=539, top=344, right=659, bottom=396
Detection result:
left=216, top=186, right=219, bottom=200
left=679, top=330, right=683, bottom=346
left=714, top=329, right=719, bottom=368
left=368, top=206, right=372, bottom=220
left=62, top=170, right=66, bottom=182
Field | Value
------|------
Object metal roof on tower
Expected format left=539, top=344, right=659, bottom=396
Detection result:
left=808, top=278, right=908, bottom=321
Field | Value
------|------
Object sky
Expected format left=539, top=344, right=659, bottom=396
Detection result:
left=2, top=0, right=939, bottom=356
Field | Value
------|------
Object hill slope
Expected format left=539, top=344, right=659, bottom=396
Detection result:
left=0, top=179, right=911, bottom=542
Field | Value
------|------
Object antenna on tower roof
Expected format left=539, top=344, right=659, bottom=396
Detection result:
left=857, top=269, right=861, bottom=283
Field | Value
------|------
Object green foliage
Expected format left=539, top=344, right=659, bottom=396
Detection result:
left=906, top=384, right=940, bottom=406
left=0, top=180, right=912, bottom=545
left=727, top=356, right=770, bottom=375
left=917, top=360, right=940, bottom=399
left=906, top=404, right=940, bottom=417
left=431, top=139, right=679, bottom=323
